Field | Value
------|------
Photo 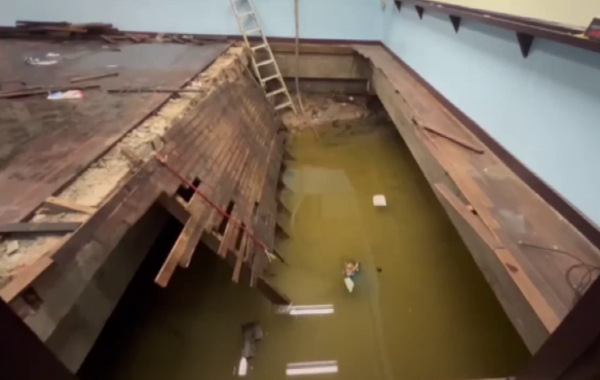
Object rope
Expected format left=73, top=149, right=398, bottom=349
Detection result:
left=155, top=152, right=275, bottom=261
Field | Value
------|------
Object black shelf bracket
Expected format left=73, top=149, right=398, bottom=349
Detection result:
left=415, top=5, right=425, bottom=19
left=516, top=32, right=534, bottom=58
left=449, top=15, right=461, bottom=33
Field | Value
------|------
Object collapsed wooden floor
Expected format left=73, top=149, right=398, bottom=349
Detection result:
left=0, top=39, right=291, bottom=370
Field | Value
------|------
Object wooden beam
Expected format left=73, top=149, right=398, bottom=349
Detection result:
left=43, top=197, right=96, bottom=215
left=70, top=71, right=119, bottom=83
left=0, top=257, right=53, bottom=302
left=422, top=125, right=484, bottom=154
left=157, top=193, right=190, bottom=224
left=0, top=222, right=81, bottom=234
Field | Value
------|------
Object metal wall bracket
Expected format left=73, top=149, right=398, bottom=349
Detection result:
left=449, top=15, right=461, bottom=33
left=415, top=5, right=424, bottom=19
left=516, top=32, right=534, bottom=58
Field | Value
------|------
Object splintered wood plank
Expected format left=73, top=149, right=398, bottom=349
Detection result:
left=177, top=136, right=249, bottom=269
left=155, top=208, right=212, bottom=287
left=0, top=222, right=81, bottom=234
left=43, top=197, right=96, bottom=215
left=0, top=256, right=53, bottom=302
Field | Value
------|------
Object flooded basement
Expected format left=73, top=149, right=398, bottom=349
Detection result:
left=79, top=115, right=530, bottom=380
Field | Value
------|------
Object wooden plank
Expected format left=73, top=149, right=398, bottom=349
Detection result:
left=43, top=196, right=96, bottom=215
left=0, top=222, right=81, bottom=234
left=70, top=71, right=119, bottom=83
left=434, top=183, right=503, bottom=250
left=157, top=193, right=190, bottom=224
left=423, top=125, right=484, bottom=154
left=0, top=257, right=53, bottom=302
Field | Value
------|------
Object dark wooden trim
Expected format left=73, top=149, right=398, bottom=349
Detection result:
left=394, top=0, right=600, bottom=55
left=516, top=274, right=600, bottom=380
left=380, top=42, right=600, bottom=254
left=0, top=222, right=81, bottom=234
left=0, top=299, right=78, bottom=380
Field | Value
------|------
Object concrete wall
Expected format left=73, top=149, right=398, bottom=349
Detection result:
left=0, top=0, right=382, bottom=40
left=382, top=5, right=600, bottom=228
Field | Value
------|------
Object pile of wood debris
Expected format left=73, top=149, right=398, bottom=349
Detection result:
left=0, top=20, right=226, bottom=45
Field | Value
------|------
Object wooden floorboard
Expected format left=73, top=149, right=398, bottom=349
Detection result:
left=0, top=39, right=229, bottom=225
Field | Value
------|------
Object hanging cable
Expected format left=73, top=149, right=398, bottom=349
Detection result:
left=294, top=0, right=306, bottom=115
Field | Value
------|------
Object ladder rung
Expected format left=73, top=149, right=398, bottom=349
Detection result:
left=239, top=11, right=254, bottom=18
left=252, top=43, right=268, bottom=51
left=260, top=74, right=279, bottom=83
left=274, top=101, right=293, bottom=111
left=246, top=28, right=261, bottom=34
left=256, top=59, right=274, bottom=67
left=266, top=88, right=285, bottom=97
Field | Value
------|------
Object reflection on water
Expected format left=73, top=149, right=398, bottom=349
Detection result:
left=80, top=122, right=529, bottom=380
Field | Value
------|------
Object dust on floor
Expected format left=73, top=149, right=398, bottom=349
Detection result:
left=0, top=47, right=248, bottom=289
left=281, top=94, right=373, bottom=133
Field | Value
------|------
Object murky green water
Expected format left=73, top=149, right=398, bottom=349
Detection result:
left=80, top=121, right=529, bottom=380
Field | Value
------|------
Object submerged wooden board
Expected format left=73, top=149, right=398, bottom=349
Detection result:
left=0, top=40, right=229, bottom=226
left=357, top=45, right=600, bottom=352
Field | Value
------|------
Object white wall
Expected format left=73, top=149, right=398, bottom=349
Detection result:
left=431, top=0, right=600, bottom=28
left=0, top=0, right=382, bottom=40
left=383, top=5, right=600, bottom=226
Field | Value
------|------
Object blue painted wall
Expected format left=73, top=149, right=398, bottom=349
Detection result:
left=383, top=5, right=600, bottom=226
left=0, top=0, right=381, bottom=40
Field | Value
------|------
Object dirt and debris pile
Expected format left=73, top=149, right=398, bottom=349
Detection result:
left=281, top=94, right=389, bottom=134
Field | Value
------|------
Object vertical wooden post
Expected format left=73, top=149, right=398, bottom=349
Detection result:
left=0, top=299, right=78, bottom=380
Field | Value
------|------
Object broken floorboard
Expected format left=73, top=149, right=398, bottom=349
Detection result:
left=356, top=44, right=600, bottom=352
left=0, top=47, right=287, bottom=371
left=153, top=67, right=287, bottom=301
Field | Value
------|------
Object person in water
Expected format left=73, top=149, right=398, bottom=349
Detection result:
left=344, top=261, right=360, bottom=278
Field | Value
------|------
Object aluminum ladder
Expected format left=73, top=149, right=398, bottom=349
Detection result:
left=229, top=0, right=297, bottom=114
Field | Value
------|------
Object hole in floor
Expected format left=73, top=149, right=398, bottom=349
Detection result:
left=217, top=201, right=236, bottom=235
left=78, top=90, right=531, bottom=380
left=176, top=177, right=201, bottom=202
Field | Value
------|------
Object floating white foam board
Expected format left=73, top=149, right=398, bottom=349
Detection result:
left=373, top=195, right=387, bottom=207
